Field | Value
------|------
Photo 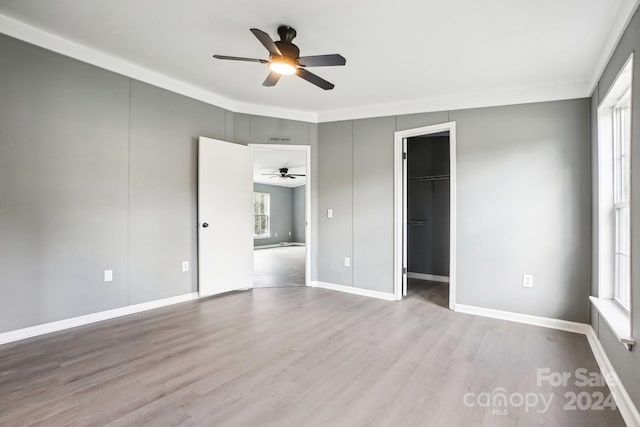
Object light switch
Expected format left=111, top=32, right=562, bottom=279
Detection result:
left=522, top=274, right=534, bottom=288
left=327, top=209, right=333, bottom=218
left=104, top=269, right=113, bottom=282
left=182, top=261, right=189, bottom=272
left=344, top=257, right=351, bottom=267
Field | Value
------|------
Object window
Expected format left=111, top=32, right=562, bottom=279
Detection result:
left=254, top=192, right=270, bottom=238
left=592, top=53, right=633, bottom=348
left=613, top=90, right=631, bottom=309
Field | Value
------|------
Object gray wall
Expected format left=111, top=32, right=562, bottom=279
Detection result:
left=0, top=34, right=130, bottom=331
left=318, top=99, right=591, bottom=323
left=293, top=185, right=306, bottom=242
left=589, top=5, right=640, bottom=410
left=253, top=183, right=294, bottom=246
left=128, top=81, right=230, bottom=303
left=0, top=34, right=318, bottom=333
left=452, top=101, right=590, bottom=322
left=252, top=183, right=305, bottom=246
left=318, top=121, right=354, bottom=286
left=407, top=135, right=450, bottom=276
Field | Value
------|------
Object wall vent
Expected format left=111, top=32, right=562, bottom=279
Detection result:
left=268, top=136, right=291, bottom=144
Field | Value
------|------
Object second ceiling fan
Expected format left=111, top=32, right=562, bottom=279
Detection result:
left=262, top=168, right=305, bottom=179
left=213, top=26, right=346, bottom=90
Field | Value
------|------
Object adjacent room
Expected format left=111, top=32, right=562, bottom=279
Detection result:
left=252, top=146, right=308, bottom=288
left=1, top=1, right=640, bottom=426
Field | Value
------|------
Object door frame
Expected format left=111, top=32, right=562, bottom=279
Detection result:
left=248, top=144, right=312, bottom=286
left=393, top=122, right=457, bottom=309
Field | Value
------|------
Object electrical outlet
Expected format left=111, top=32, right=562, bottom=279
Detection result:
left=327, top=209, right=333, bottom=218
left=289, top=231, right=292, bottom=236
left=522, top=274, right=534, bottom=288
left=344, top=257, right=351, bottom=267
left=182, top=261, right=189, bottom=272
left=104, top=269, right=113, bottom=282
left=275, top=232, right=278, bottom=237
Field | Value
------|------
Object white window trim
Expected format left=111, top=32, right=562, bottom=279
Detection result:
left=593, top=53, right=634, bottom=350
left=253, top=192, right=271, bottom=239
left=590, top=297, right=634, bottom=349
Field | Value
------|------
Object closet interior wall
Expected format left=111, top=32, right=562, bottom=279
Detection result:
left=407, top=134, right=451, bottom=278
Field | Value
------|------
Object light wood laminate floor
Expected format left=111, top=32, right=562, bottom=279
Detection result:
left=0, top=282, right=624, bottom=426
left=253, top=246, right=305, bottom=288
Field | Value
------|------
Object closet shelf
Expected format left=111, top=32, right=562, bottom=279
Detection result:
left=407, top=220, right=426, bottom=226
left=408, top=174, right=450, bottom=183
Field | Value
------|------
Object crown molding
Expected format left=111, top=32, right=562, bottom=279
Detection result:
left=588, top=0, right=640, bottom=94
left=2, top=2, right=638, bottom=124
left=0, top=13, right=318, bottom=123
left=316, top=81, right=589, bottom=122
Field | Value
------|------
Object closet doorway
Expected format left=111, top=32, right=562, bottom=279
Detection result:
left=393, top=122, right=457, bottom=309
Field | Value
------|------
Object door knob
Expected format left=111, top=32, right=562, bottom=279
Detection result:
left=202, top=223, right=209, bottom=228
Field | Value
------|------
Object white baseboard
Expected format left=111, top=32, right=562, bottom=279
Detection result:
left=454, top=304, right=590, bottom=335
left=455, top=303, right=639, bottom=426
left=310, top=281, right=397, bottom=301
left=254, top=242, right=306, bottom=250
left=586, top=327, right=640, bottom=427
left=0, top=292, right=199, bottom=346
left=407, top=272, right=450, bottom=283
left=254, top=244, right=281, bottom=249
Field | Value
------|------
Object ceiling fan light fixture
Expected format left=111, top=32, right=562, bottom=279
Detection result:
left=214, top=26, right=344, bottom=89
left=269, top=58, right=297, bottom=75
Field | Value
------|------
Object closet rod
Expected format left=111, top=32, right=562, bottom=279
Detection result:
left=408, top=174, right=450, bottom=182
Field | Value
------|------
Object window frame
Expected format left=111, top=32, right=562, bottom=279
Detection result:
left=613, top=89, right=631, bottom=311
left=253, top=192, right=271, bottom=239
left=592, top=52, right=634, bottom=349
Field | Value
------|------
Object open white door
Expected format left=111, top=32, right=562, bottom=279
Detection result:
left=198, top=137, right=254, bottom=297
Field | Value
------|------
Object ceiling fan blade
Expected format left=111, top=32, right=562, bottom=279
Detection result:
left=289, top=174, right=306, bottom=176
left=262, top=71, right=281, bottom=87
left=288, top=176, right=296, bottom=179
left=213, top=55, right=267, bottom=63
left=250, top=28, right=282, bottom=56
left=261, top=173, right=279, bottom=176
left=298, top=54, right=346, bottom=67
left=296, top=68, right=335, bottom=90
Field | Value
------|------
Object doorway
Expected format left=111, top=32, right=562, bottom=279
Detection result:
left=250, top=144, right=311, bottom=288
left=394, top=123, right=457, bottom=309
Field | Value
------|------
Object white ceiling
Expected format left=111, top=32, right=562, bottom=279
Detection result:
left=253, top=148, right=306, bottom=188
left=0, top=0, right=637, bottom=122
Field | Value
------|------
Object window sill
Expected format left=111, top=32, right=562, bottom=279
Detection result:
left=254, top=235, right=271, bottom=240
left=589, top=296, right=634, bottom=350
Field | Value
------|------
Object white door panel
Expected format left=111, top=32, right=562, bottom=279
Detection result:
left=198, top=137, right=253, bottom=297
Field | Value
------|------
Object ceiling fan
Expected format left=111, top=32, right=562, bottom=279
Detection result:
left=213, top=26, right=346, bottom=90
left=262, top=168, right=306, bottom=179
